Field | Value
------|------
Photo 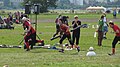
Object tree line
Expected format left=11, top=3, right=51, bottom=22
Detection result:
left=23, top=0, right=58, bottom=13
left=1, top=0, right=120, bottom=13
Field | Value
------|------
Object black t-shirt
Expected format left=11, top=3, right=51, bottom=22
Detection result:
left=72, top=20, right=81, bottom=33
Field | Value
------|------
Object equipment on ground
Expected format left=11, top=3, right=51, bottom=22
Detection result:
left=0, top=44, right=22, bottom=48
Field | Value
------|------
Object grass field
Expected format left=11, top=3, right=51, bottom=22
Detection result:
left=0, top=13, right=120, bottom=67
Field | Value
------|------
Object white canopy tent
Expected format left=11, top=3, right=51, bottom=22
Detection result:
left=86, top=6, right=106, bottom=13
left=86, top=6, right=106, bottom=10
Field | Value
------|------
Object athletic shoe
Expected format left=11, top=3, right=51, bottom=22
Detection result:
left=108, top=53, right=115, bottom=56
left=59, top=49, right=64, bottom=53
left=76, top=46, right=80, bottom=52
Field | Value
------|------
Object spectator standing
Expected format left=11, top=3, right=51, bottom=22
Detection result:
left=72, top=15, right=81, bottom=50
left=97, top=15, right=104, bottom=46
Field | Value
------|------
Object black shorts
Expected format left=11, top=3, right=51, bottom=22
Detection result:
left=112, top=36, right=120, bottom=48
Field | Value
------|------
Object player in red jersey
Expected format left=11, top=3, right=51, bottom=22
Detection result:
left=58, top=19, right=80, bottom=53
left=108, top=21, right=120, bottom=55
left=22, top=17, right=44, bottom=51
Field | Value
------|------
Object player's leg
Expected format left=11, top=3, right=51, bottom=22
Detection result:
left=103, top=26, right=108, bottom=39
left=72, top=32, right=75, bottom=46
left=67, top=34, right=74, bottom=48
left=29, top=33, right=36, bottom=49
left=98, top=31, right=103, bottom=46
left=53, top=24, right=60, bottom=37
left=75, top=32, right=80, bottom=45
left=75, top=33, right=80, bottom=52
left=98, top=31, right=101, bottom=46
left=109, top=36, right=118, bottom=55
left=99, top=32, right=103, bottom=46
left=24, top=35, right=30, bottom=51
left=59, top=34, right=66, bottom=53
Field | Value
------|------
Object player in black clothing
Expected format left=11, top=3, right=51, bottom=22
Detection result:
left=72, top=15, right=81, bottom=50
left=60, top=16, right=69, bottom=26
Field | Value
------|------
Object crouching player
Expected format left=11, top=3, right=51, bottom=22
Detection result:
left=108, top=21, right=120, bottom=55
left=59, top=19, right=80, bottom=53
left=22, top=17, right=44, bottom=51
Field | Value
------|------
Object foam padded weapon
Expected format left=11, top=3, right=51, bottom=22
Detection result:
left=50, top=35, right=61, bottom=41
left=0, top=45, right=22, bottom=48
left=71, top=24, right=86, bottom=32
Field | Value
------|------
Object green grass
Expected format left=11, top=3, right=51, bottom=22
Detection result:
left=0, top=13, right=120, bottom=67
left=28, top=13, right=120, bottom=20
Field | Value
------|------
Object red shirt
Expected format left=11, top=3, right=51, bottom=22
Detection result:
left=60, top=24, right=70, bottom=35
left=23, top=21, right=36, bottom=34
left=112, top=25, right=120, bottom=36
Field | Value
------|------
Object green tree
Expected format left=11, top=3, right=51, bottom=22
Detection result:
left=57, top=0, right=71, bottom=9
left=4, top=0, right=10, bottom=7
left=23, top=0, right=58, bottom=13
